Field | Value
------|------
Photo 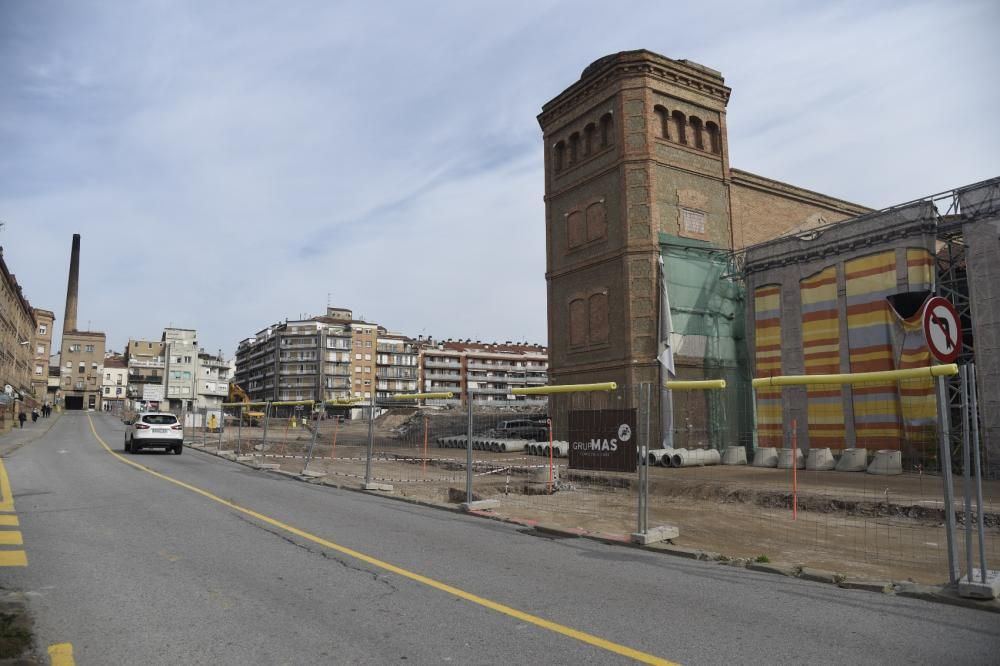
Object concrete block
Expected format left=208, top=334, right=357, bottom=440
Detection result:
left=837, top=579, right=893, bottom=594
left=747, top=562, right=800, bottom=577
left=722, top=446, right=747, bottom=465
left=753, top=447, right=779, bottom=467
left=867, top=449, right=902, bottom=475
left=462, top=499, right=500, bottom=512
left=301, top=469, right=326, bottom=478
left=806, top=448, right=836, bottom=470
left=799, top=567, right=843, bottom=585
left=957, top=569, right=1000, bottom=600
left=777, top=448, right=804, bottom=469
left=646, top=543, right=702, bottom=559
left=363, top=482, right=393, bottom=491
left=836, top=448, right=867, bottom=472
left=630, top=525, right=680, bottom=545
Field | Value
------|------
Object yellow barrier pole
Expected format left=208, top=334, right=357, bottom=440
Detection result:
left=511, top=382, right=617, bottom=396
left=751, top=363, right=958, bottom=388
left=664, top=379, right=727, bottom=391
left=389, top=392, right=455, bottom=401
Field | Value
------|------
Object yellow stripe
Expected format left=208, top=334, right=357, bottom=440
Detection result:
left=0, top=459, right=14, bottom=512
left=48, top=643, right=75, bottom=666
left=0, top=515, right=19, bottom=526
left=0, top=551, right=27, bottom=566
left=86, top=417, right=676, bottom=666
left=0, top=531, right=23, bottom=545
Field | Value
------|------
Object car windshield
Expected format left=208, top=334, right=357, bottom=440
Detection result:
left=142, top=415, right=177, bottom=425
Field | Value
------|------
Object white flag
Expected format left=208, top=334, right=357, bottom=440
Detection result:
left=658, top=256, right=676, bottom=377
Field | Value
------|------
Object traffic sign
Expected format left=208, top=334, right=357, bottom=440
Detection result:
left=923, top=296, right=962, bottom=363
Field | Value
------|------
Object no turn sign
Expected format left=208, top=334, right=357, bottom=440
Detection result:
left=922, top=296, right=962, bottom=363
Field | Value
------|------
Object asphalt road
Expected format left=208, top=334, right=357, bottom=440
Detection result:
left=2, top=412, right=997, bottom=665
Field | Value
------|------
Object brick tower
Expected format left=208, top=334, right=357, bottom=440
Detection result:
left=538, top=50, right=733, bottom=391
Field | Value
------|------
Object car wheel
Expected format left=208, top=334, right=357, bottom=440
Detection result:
left=124, top=437, right=131, bottom=453
left=174, top=445, right=183, bottom=455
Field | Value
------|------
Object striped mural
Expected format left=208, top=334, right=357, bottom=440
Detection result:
left=898, top=249, right=937, bottom=448
left=800, top=266, right=845, bottom=447
left=845, top=251, right=903, bottom=448
left=754, top=285, right=783, bottom=446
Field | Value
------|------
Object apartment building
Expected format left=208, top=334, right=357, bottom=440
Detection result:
left=0, top=250, right=37, bottom=429
left=163, top=328, right=198, bottom=411
left=375, top=332, right=418, bottom=400
left=30, top=308, right=55, bottom=407
left=418, top=339, right=548, bottom=405
left=125, top=338, right=165, bottom=405
left=234, top=306, right=416, bottom=405
left=59, top=331, right=106, bottom=410
left=196, top=351, right=230, bottom=411
left=101, top=356, right=127, bottom=411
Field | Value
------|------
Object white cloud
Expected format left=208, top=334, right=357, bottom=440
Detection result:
left=0, top=0, right=996, bottom=357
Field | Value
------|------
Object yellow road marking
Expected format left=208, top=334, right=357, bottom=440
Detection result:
left=0, top=458, right=15, bottom=512
left=0, top=531, right=22, bottom=545
left=0, top=515, right=19, bottom=526
left=48, top=642, right=75, bottom=665
left=0, top=551, right=27, bottom=566
left=87, top=416, right=677, bottom=666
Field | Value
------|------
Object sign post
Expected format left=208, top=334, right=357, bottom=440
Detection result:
left=923, top=296, right=962, bottom=364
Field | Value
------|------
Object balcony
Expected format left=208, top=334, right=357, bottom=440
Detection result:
left=424, top=371, right=461, bottom=381
left=129, top=359, right=164, bottom=369
left=467, top=362, right=516, bottom=371
left=423, top=360, right=461, bottom=369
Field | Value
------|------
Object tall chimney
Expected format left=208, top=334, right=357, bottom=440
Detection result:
left=63, top=234, right=80, bottom=334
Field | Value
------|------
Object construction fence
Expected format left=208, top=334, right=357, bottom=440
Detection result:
left=176, top=365, right=996, bottom=588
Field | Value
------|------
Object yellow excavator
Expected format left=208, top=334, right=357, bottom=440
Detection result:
left=228, top=383, right=267, bottom=426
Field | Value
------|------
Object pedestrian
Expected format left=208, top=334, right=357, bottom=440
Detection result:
left=31, top=408, right=39, bottom=423
left=18, top=411, right=26, bottom=428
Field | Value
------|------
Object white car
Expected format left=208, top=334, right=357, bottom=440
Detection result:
left=125, top=412, right=184, bottom=455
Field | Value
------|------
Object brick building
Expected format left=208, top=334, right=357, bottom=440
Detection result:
left=417, top=339, right=548, bottom=405
left=30, top=309, right=55, bottom=408
left=0, top=249, right=37, bottom=430
left=539, top=49, right=870, bottom=392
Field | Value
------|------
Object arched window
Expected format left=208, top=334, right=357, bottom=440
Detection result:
left=705, top=121, right=721, bottom=155
left=689, top=116, right=704, bottom=150
left=569, top=132, right=580, bottom=164
left=654, top=105, right=669, bottom=140
left=567, top=210, right=586, bottom=248
left=586, top=202, right=607, bottom=242
left=569, top=299, right=587, bottom=347
left=600, top=113, right=614, bottom=148
left=671, top=111, right=687, bottom=145
left=553, top=141, right=565, bottom=172
left=583, top=123, right=596, bottom=156
left=588, top=292, right=609, bottom=344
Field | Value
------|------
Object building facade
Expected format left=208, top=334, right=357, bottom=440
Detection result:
left=125, top=339, right=165, bottom=406
left=418, top=339, right=548, bottom=405
left=196, top=351, right=230, bottom=411
left=0, top=250, right=37, bottom=430
left=30, top=309, right=55, bottom=408
left=163, top=328, right=198, bottom=411
left=59, top=331, right=106, bottom=410
left=101, top=356, right=128, bottom=412
left=375, top=332, right=418, bottom=400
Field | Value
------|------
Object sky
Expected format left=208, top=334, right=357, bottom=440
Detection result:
left=1, top=0, right=997, bottom=359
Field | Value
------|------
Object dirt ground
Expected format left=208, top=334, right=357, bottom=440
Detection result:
left=187, top=419, right=1000, bottom=585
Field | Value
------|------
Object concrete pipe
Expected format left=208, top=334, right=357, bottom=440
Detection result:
left=777, top=448, right=804, bottom=469
left=647, top=448, right=674, bottom=466
left=497, top=439, right=527, bottom=453
left=671, top=448, right=721, bottom=468
left=527, top=443, right=537, bottom=455
left=551, top=441, right=569, bottom=457
left=835, top=448, right=867, bottom=472
left=867, top=449, right=902, bottom=476
left=806, top=448, right=836, bottom=471
left=721, top=446, right=747, bottom=465
left=752, top=447, right=779, bottom=468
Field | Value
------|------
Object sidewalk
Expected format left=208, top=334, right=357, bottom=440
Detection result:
left=0, top=413, right=61, bottom=457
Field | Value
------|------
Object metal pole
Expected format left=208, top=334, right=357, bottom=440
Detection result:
left=968, top=364, right=988, bottom=583
left=237, top=405, right=243, bottom=456
left=218, top=406, right=224, bottom=452
left=303, top=404, right=319, bottom=473
left=639, top=383, right=649, bottom=535
left=466, top=390, right=474, bottom=503
left=960, top=366, right=973, bottom=583
left=261, top=401, right=270, bottom=464
left=364, top=392, right=375, bottom=485
left=936, top=374, right=959, bottom=585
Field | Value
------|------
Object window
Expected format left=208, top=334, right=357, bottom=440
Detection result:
left=85, top=345, right=94, bottom=353
left=65, top=361, right=71, bottom=369
left=355, top=353, right=362, bottom=360
left=35, top=364, right=44, bottom=375
left=184, top=356, right=192, bottom=363
left=364, top=353, right=371, bottom=361
left=600, top=113, right=613, bottom=148
left=91, top=362, right=98, bottom=369
left=116, top=387, right=122, bottom=395
left=69, top=344, right=81, bottom=353
left=38, top=324, right=47, bottom=336
left=78, top=363, right=85, bottom=373
left=36, top=345, right=44, bottom=355
left=106, top=373, right=111, bottom=380
left=104, top=387, right=110, bottom=395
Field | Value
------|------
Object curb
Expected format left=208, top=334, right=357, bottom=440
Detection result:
left=184, top=443, right=1000, bottom=615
